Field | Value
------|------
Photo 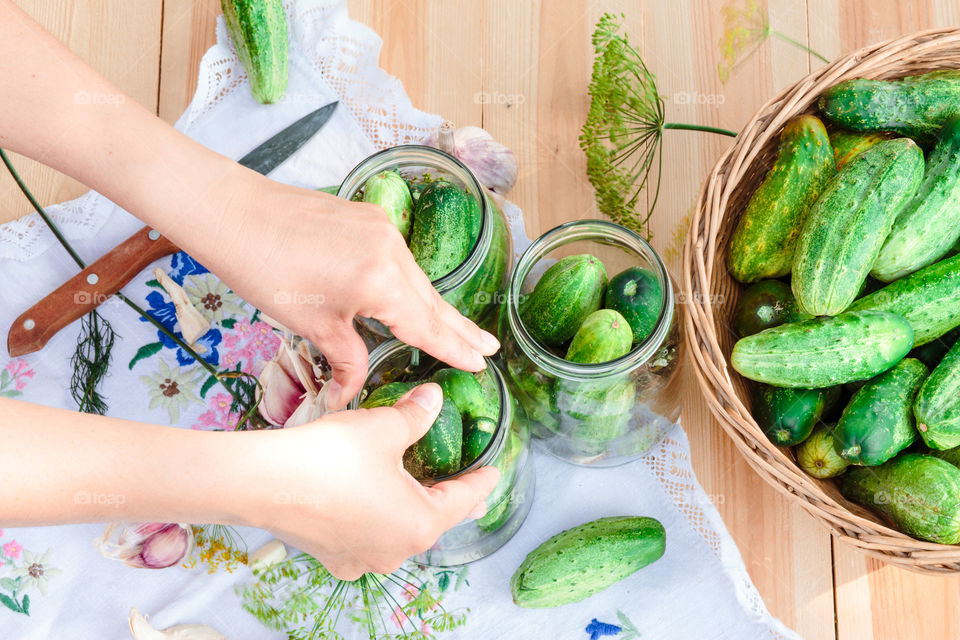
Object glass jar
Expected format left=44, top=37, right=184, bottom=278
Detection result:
left=349, top=339, right=534, bottom=566
left=338, top=145, right=512, bottom=338
left=498, top=220, right=682, bottom=467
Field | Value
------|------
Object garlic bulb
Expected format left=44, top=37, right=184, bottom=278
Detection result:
left=95, top=523, right=194, bottom=569
left=153, top=268, right=210, bottom=345
left=256, top=337, right=327, bottom=427
left=247, top=539, right=287, bottom=573
left=128, top=607, right=225, bottom=640
left=425, top=121, right=518, bottom=194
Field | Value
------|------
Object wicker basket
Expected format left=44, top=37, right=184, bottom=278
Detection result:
left=682, top=27, right=960, bottom=575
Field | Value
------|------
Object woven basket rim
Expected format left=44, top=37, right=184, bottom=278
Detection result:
left=682, top=26, right=960, bottom=574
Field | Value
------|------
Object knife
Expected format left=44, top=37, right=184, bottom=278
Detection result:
left=7, top=101, right=339, bottom=357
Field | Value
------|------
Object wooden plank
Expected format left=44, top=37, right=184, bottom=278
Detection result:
left=0, top=1, right=163, bottom=224
left=158, top=0, right=221, bottom=124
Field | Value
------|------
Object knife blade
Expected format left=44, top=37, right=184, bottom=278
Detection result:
left=7, top=101, right=339, bottom=357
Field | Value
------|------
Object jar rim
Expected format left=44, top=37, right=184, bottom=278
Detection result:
left=348, top=338, right=511, bottom=486
left=337, top=145, right=492, bottom=294
left=506, top=219, right=675, bottom=381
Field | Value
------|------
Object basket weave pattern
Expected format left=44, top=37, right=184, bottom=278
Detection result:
left=682, top=27, right=960, bottom=574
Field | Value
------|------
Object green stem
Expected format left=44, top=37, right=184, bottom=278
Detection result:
left=662, top=122, right=738, bottom=137
left=770, top=29, right=830, bottom=63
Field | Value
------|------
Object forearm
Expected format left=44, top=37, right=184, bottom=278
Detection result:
left=0, top=398, right=253, bottom=526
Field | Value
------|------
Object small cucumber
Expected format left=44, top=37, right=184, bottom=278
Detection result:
left=819, top=70, right=960, bottom=140
left=362, top=170, right=413, bottom=240
left=520, top=254, right=608, bottom=347
left=403, top=397, right=463, bottom=479
left=565, top=309, right=633, bottom=364
left=797, top=425, right=850, bottom=478
left=477, top=431, right=524, bottom=532
left=408, top=181, right=480, bottom=280
left=603, top=267, right=663, bottom=344
left=915, top=339, right=960, bottom=450
left=911, top=326, right=960, bottom=370
left=753, top=385, right=825, bottom=446
left=221, top=0, right=289, bottom=104
left=727, top=116, right=834, bottom=283
left=462, top=416, right=497, bottom=465
left=835, top=358, right=928, bottom=465
left=841, top=453, right=960, bottom=544
left=731, top=310, right=914, bottom=388
left=829, top=130, right=892, bottom=170
left=360, top=381, right=413, bottom=409
left=850, top=253, right=960, bottom=346
left=873, top=118, right=960, bottom=281
left=431, top=368, right=492, bottom=421
left=791, top=138, right=924, bottom=315
left=556, top=378, right=636, bottom=448
left=511, top=516, right=665, bottom=608
left=732, top=280, right=812, bottom=338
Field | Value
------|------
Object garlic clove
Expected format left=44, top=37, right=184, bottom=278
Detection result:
left=283, top=388, right=326, bottom=427
left=153, top=269, right=211, bottom=345
left=247, top=538, right=287, bottom=573
left=129, top=607, right=226, bottom=640
left=96, top=523, right=194, bottom=569
left=257, top=359, right=303, bottom=426
left=425, top=121, right=518, bottom=194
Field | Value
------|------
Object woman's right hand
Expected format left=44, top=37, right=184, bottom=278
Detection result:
left=233, top=383, right=500, bottom=580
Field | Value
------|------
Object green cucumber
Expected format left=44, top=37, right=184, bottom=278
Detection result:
left=477, top=431, right=524, bottom=532
left=362, top=171, right=413, bottom=240
left=474, top=367, right=502, bottom=418
left=791, top=138, right=924, bottom=315
left=932, top=445, right=960, bottom=469
left=221, top=0, right=289, bottom=104
left=753, top=385, right=825, bottom=446
left=603, top=267, right=663, bottom=343
left=520, top=254, right=608, bottom=347
left=360, top=381, right=413, bottom=409
left=431, top=368, right=491, bottom=420
left=849, top=253, right=960, bottom=346
left=403, top=397, right=463, bottom=479
left=732, top=280, right=812, bottom=338
left=504, top=353, right=559, bottom=432
left=462, top=416, right=497, bottom=464
left=731, top=310, right=914, bottom=388
left=797, top=425, right=850, bottom=478
left=829, top=130, right=893, bottom=170
left=873, top=118, right=960, bottom=281
left=819, top=70, right=960, bottom=140
left=511, top=516, right=665, bottom=608
left=911, top=326, right=960, bottom=370
left=556, top=377, right=635, bottom=448
left=915, top=339, right=960, bottom=450
left=841, top=453, right=960, bottom=544
left=565, top=309, right=633, bottom=364
left=408, top=181, right=480, bottom=280
left=835, top=358, right=927, bottom=465
left=728, top=115, right=835, bottom=283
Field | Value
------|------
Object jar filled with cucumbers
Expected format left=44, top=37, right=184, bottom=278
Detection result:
left=338, top=145, right=512, bottom=340
left=497, top=220, right=681, bottom=466
left=349, top=339, right=533, bottom=566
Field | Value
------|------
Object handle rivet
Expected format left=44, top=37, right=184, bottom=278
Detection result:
left=86, top=273, right=99, bottom=285
left=23, top=319, right=35, bottom=331
left=148, top=229, right=160, bottom=240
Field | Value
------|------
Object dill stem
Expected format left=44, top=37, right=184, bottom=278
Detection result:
left=662, top=122, right=738, bottom=137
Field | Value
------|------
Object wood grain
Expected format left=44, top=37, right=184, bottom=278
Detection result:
left=9, top=1, right=960, bottom=638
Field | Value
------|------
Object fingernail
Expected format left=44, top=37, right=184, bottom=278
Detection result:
left=471, top=349, right=486, bottom=371
left=468, top=501, right=488, bottom=520
left=479, top=330, right=500, bottom=353
left=325, top=379, right=342, bottom=407
left=409, top=383, right=442, bottom=412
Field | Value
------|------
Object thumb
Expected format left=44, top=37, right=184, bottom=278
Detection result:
left=313, top=320, right=369, bottom=410
left=389, top=383, right=444, bottom=449
left=424, top=466, right=500, bottom=530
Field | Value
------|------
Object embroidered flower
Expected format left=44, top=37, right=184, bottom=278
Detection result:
left=141, top=290, right=179, bottom=330
left=192, top=392, right=242, bottom=431
left=168, top=251, right=209, bottom=285
left=221, top=319, right=281, bottom=373
left=183, top=274, right=245, bottom=324
left=158, top=327, right=222, bottom=367
left=10, top=549, right=61, bottom=595
left=585, top=618, right=622, bottom=639
left=140, top=360, right=205, bottom=423
left=0, top=360, right=35, bottom=397
left=3, top=540, right=22, bottom=559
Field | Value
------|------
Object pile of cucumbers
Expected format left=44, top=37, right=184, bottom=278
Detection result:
left=727, top=69, right=960, bottom=545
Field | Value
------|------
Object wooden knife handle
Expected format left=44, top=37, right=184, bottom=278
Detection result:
left=7, top=227, right=179, bottom=357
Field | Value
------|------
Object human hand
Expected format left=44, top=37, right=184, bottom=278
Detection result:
left=236, top=383, right=500, bottom=580
left=207, top=171, right=499, bottom=410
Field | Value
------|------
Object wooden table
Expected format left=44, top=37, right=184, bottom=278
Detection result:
left=4, top=1, right=960, bottom=638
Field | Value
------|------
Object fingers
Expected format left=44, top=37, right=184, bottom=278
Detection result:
left=387, top=383, right=444, bottom=448
left=311, top=320, right=370, bottom=410
left=423, top=466, right=500, bottom=531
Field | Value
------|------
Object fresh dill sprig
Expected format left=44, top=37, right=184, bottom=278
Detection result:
left=579, top=13, right=737, bottom=239
left=69, top=310, right=116, bottom=414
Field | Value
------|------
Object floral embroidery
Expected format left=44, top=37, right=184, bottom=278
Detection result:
left=0, top=541, right=59, bottom=616
left=2, top=542, right=22, bottom=560
left=138, top=291, right=223, bottom=367
left=585, top=612, right=641, bottom=640
left=221, top=319, right=281, bottom=373
left=192, top=392, right=242, bottom=431
left=10, top=550, right=60, bottom=596
left=0, top=360, right=35, bottom=398
left=158, top=326, right=222, bottom=367
left=183, top=274, right=245, bottom=324
left=167, top=251, right=209, bottom=285
left=140, top=360, right=205, bottom=423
